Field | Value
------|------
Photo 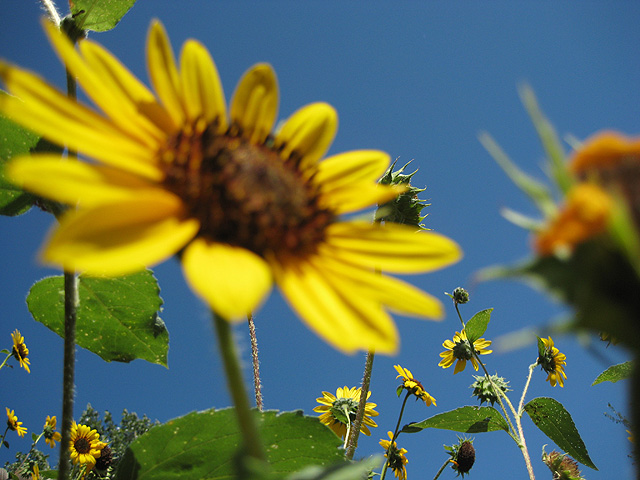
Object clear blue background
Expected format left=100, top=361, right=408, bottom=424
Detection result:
left=1, top=2, right=637, bottom=478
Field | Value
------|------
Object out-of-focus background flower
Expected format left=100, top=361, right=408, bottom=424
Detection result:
left=1, top=2, right=637, bottom=478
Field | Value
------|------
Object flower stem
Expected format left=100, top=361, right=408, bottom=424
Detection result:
left=247, top=312, right=263, bottom=411
left=432, top=458, right=451, bottom=480
left=345, top=350, right=375, bottom=460
left=0, top=352, right=12, bottom=371
left=58, top=57, right=80, bottom=480
left=0, top=426, right=9, bottom=450
left=39, top=0, right=61, bottom=25
left=380, top=391, right=411, bottom=480
left=212, top=311, right=265, bottom=462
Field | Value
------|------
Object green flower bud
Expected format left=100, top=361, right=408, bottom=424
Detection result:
left=376, top=160, right=429, bottom=230
left=470, top=374, right=511, bottom=406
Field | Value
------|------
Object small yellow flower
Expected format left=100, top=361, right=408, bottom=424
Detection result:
left=32, top=464, right=40, bottom=480
left=534, top=183, right=612, bottom=257
left=439, top=329, right=492, bottom=374
left=6, top=407, right=27, bottom=437
left=537, top=336, right=567, bottom=387
left=1, top=20, right=462, bottom=355
left=379, top=431, right=408, bottom=480
left=11, top=329, right=30, bottom=373
left=314, top=386, right=378, bottom=439
left=69, top=422, right=107, bottom=470
left=394, top=365, right=436, bottom=406
left=43, top=415, right=62, bottom=448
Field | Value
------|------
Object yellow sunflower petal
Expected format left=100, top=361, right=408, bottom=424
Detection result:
left=316, top=150, right=391, bottom=189
left=147, top=20, right=185, bottom=126
left=78, top=39, right=175, bottom=134
left=43, top=193, right=199, bottom=274
left=0, top=64, right=163, bottom=180
left=274, top=256, right=397, bottom=353
left=453, top=359, right=467, bottom=374
left=230, top=64, right=278, bottom=144
left=320, top=182, right=405, bottom=215
left=8, top=155, right=160, bottom=206
left=316, top=250, right=445, bottom=319
left=274, top=102, right=337, bottom=170
left=43, top=20, right=162, bottom=148
left=326, top=221, right=462, bottom=273
left=179, top=40, right=227, bottom=131
left=182, top=239, right=272, bottom=321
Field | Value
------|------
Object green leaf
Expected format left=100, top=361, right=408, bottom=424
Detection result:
left=27, top=270, right=168, bottom=366
left=114, top=409, right=345, bottom=480
left=288, top=456, right=381, bottom=480
left=0, top=109, right=38, bottom=216
left=465, top=308, right=493, bottom=343
left=592, top=361, right=633, bottom=386
left=524, top=397, right=597, bottom=470
left=402, top=406, right=509, bottom=434
left=70, top=0, right=137, bottom=32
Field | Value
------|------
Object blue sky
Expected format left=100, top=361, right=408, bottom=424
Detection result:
left=1, top=2, right=638, bottom=478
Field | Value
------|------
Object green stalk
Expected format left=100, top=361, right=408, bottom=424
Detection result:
left=380, top=391, right=411, bottom=480
left=432, top=457, right=451, bottom=480
left=247, top=312, right=263, bottom=411
left=212, top=311, right=265, bottom=462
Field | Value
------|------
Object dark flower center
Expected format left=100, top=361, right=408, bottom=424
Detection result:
left=160, top=123, right=335, bottom=261
left=74, top=438, right=91, bottom=454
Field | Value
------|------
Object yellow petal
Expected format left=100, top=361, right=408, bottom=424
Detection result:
left=0, top=64, right=163, bottom=181
left=230, top=64, right=278, bottom=144
left=8, top=155, right=160, bottom=206
left=43, top=193, right=198, bottom=274
left=326, top=221, right=462, bottom=273
left=43, top=20, right=162, bottom=149
left=79, top=39, right=176, bottom=135
left=274, top=256, right=397, bottom=354
left=147, top=20, right=185, bottom=126
left=317, top=251, right=444, bottom=319
left=315, top=150, right=391, bottom=189
left=181, top=239, right=272, bottom=321
left=320, top=182, right=405, bottom=215
left=179, top=40, right=227, bottom=132
left=273, top=103, right=337, bottom=171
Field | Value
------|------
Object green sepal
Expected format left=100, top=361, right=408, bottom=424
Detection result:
left=0, top=349, right=10, bottom=355
left=536, top=336, right=546, bottom=357
left=524, top=397, right=597, bottom=470
left=396, top=385, right=404, bottom=397
left=592, top=361, right=633, bottom=386
left=114, top=409, right=345, bottom=480
left=376, top=160, right=429, bottom=229
left=27, top=269, right=168, bottom=366
left=401, top=406, right=509, bottom=434
left=464, top=308, right=493, bottom=343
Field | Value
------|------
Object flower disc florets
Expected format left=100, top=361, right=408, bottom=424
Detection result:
left=161, top=124, right=333, bottom=260
left=446, top=437, right=475, bottom=477
left=470, top=374, right=510, bottom=406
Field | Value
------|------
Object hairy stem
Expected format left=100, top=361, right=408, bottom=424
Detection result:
left=247, top=313, right=263, bottom=411
left=345, top=350, right=375, bottom=460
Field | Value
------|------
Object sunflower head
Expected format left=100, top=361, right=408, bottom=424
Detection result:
left=69, top=422, right=107, bottom=469
left=379, top=431, right=408, bottom=480
left=542, top=449, right=584, bottom=480
left=394, top=365, right=436, bottom=406
left=6, top=407, right=27, bottom=437
left=1, top=20, right=461, bottom=355
left=375, top=160, right=428, bottom=230
left=438, top=330, right=492, bottom=375
left=537, top=336, right=567, bottom=387
left=43, top=415, right=62, bottom=448
left=445, top=437, right=476, bottom=477
left=313, top=386, right=378, bottom=439
left=11, top=329, right=30, bottom=373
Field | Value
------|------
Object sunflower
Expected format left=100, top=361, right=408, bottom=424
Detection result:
left=438, top=329, right=492, bottom=374
left=6, top=407, right=27, bottom=437
left=43, top=415, right=62, bottom=448
left=379, top=431, right=408, bottom=480
left=11, top=329, right=30, bottom=373
left=314, top=386, right=378, bottom=440
left=394, top=365, right=436, bottom=406
left=69, top=422, right=107, bottom=469
left=1, top=21, right=461, bottom=354
left=537, top=336, right=567, bottom=387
